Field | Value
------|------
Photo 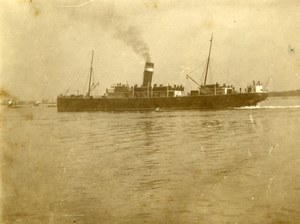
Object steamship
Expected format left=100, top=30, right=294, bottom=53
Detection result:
left=57, top=36, right=267, bottom=112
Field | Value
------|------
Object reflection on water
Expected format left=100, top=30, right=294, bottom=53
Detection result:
left=1, top=97, right=300, bottom=223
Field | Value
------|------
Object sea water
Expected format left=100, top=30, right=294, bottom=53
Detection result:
left=1, top=96, right=300, bottom=223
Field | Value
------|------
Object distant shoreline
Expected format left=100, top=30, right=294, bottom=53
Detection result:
left=268, top=90, right=300, bottom=97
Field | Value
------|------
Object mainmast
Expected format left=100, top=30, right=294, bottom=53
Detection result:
left=204, top=33, right=213, bottom=86
left=87, top=50, right=94, bottom=97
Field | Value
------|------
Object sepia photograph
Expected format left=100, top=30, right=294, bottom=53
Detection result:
left=1, top=0, right=300, bottom=223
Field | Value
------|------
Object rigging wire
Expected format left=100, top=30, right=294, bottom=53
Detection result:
left=185, top=77, right=192, bottom=93
left=157, top=56, right=208, bottom=85
left=199, top=64, right=207, bottom=85
left=208, top=61, right=213, bottom=84
left=92, top=68, right=101, bottom=96
left=63, top=72, right=83, bottom=94
left=183, top=59, right=208, bottom=88
left=211, top=59, right=242, bottom=87
left=61, top=53, right=93, bottom=95
left=184, top=59, right=208, bottom=78
left=82, top=72, right=90, bottom=95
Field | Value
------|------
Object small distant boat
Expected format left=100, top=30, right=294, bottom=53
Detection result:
left=33, top=101, right=40, bottom=106
left=57, top=35, right=268, bottom=112
left=7, top=100, right=15, bottom=108
left=7, top=100, right=20, bottom=108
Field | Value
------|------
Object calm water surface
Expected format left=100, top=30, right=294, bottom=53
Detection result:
left=1, top=97, right=300, bottom=223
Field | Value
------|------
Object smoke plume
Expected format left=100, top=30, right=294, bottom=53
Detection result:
left=100, top=4, right=151, bottom=62
left=113, top=25, right=151, bottom=62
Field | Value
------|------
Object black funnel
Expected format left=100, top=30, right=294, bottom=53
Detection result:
left=142, top=62, right=154, bottom=87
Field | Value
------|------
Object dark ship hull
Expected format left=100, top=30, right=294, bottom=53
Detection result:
left=57, top=93, right=267, bottom=112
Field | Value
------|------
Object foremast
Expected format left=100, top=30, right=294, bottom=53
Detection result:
left=86, top=50, right=94, bottom=97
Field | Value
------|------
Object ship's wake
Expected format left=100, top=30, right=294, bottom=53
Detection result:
left=235, top=105, right=300, bottom=110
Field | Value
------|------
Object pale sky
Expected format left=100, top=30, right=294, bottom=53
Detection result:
left=1, top=0, right=299, bottom=100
